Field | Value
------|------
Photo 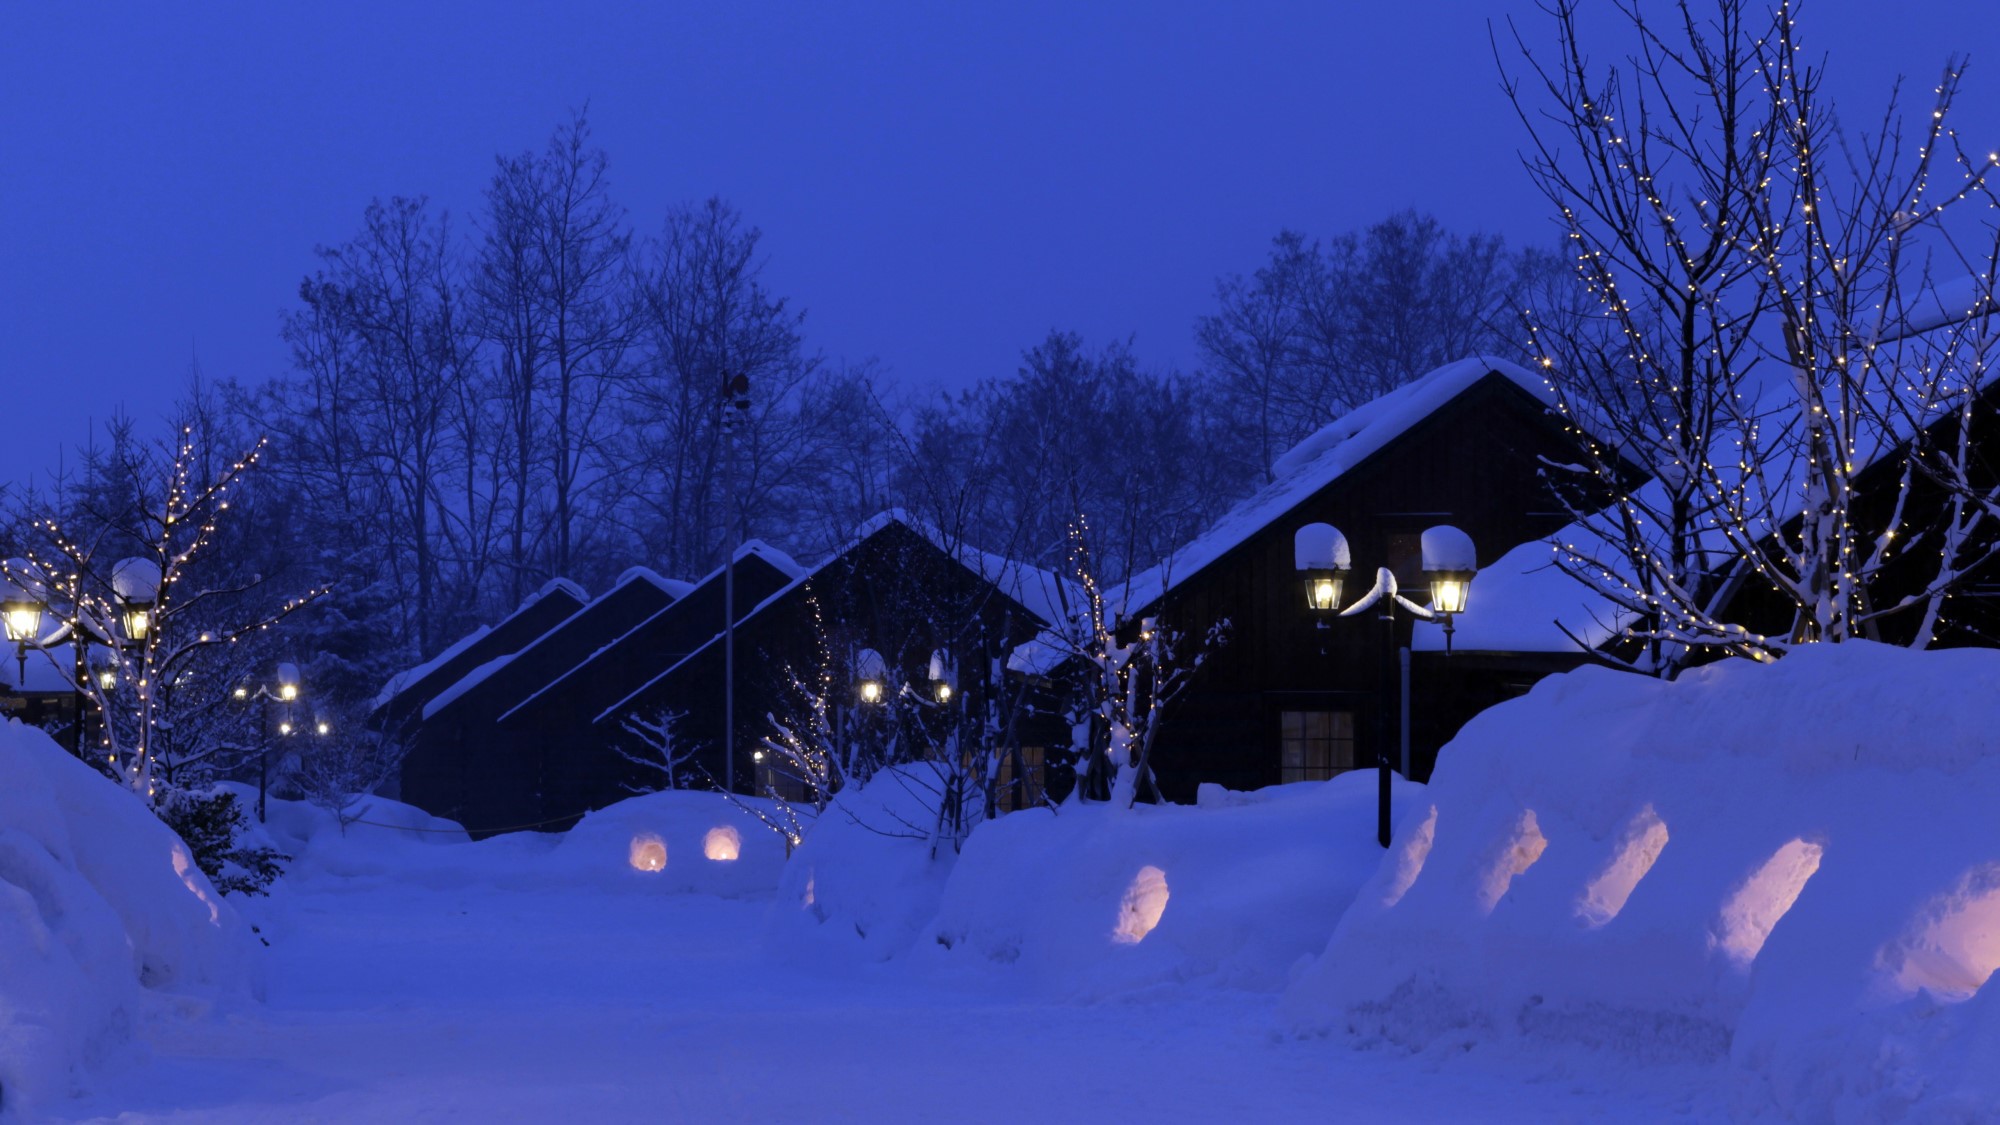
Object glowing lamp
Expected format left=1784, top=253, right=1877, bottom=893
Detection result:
left=934, top=681, right=952, bottom=703
left=278, top=720, right=294, bottom=736
left=316, top=721, right=330, bottom=736
left=111, top=557, right=161, bottom=646
left=276, top=662, right=301, bottom=702
left=233, top=685, right=248, bottom=700
left=1419, top=525, right=1477, bottom=616
left=628, top=833, right=667, bottom=872
left=97, top=666, right=118, bottom=691
left=855, top=647, right=887, bottom=706
left=1, top=595, right=41, bottom=643
left=1293, top=523, right=1351, bottom=614
left=703, top=825, right=741, bottom=862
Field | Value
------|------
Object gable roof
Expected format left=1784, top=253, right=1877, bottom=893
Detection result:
left=420, top=568, right=688, bottom=722
left=849, top=509, right=1076, bottom=626
left=496, top=542, right=803, bottom=725
left=371, top=578, right=589, bottom=724
left=1116, top=357, right=1553, bottom=609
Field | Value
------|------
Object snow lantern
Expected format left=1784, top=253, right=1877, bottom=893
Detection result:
left=112, top=556, right=163, bottom=643
left=1419, top=525, right=1477, bottom=615
left=703, top=825, right=742, bottom=862
left=1293, top=523, right=1351, bottom=612
left=628, top=833, right=667, bottom=872
left=1112, top=865, right=1171, bottom=944
left=854, top=647, right=887, bottom=705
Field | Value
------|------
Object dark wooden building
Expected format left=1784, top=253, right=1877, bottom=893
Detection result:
left=369, top=578, right=589, bottom=736
left=1119, top=359, right=1595, bottom=802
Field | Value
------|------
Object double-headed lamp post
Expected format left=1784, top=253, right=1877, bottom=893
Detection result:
left=1295, top=522, right=1477, bottom=848
left=235, top=662, right=303, bottom=822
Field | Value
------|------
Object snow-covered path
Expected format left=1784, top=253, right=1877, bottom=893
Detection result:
left=58, top=863, right=1724, bottom=1123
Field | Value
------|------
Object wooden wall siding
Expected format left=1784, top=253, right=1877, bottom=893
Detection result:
left=398, top=576, right=679, bottom=831
left=376, top=585, right=588, bottom=732
left=1140, top=373, right=1587, bottom=802
left=594, top=520, right=1048, bottom=814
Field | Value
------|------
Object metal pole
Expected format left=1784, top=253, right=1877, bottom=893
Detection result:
left=258, top=694, right=269, bottom=823
left=1376, top=603, right=1394, bottom=848
left=1399, top=644, right=1412, bottom=779
left=721, top=373, right=738, bottom=796
left=71, top=634, right=86, bottom=757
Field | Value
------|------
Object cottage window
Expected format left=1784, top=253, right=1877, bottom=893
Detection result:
left=998, top=745, right=1046, bottom=811
left=1280, top=710, right=1356, bottom=782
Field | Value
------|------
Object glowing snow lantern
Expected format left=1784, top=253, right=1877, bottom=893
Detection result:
left=855, top=647, right=887, bottom=705
left=1112, top=865, right=1171, bottom=944
left=112, top=556, right=162, bottom=644
left=1293, top=523, right=1351, bottom=613
left=703, top=825, right=742, bottom=862
left=628, top=833, right=667, bottom=872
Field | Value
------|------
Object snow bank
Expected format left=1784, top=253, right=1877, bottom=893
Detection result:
left=1282, top=643, right=2000, bottom=1121
left=0, top=722, right=258, bottom=1118
left=549, top=789, right=789, bottom=897
left=919, top=772, right=1420, bottom=995
left=768, top=766, right=964, bottom=965
left=218, top=784, right=471, bottom=882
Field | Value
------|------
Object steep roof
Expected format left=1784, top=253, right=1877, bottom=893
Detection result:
left=370, top=578, right=589, bottom=722
left=1117, top=357, right=1553, bottom=609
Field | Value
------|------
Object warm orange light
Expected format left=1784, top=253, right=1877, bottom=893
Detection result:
left=1717, top=839, right=1823, bottom=966
left=1112, top=865, right=1170, bottom=944
left=703, top=826, right=741, bottom=862
left=628, top=833, right=667, bottom=872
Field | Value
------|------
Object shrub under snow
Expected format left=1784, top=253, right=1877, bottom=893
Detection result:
left=1281, top=642, right=2000, bottom=1122
left=0, top=721, right=258, bottom=1118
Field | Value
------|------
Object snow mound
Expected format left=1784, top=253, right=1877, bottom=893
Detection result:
left=1282, top=642, right=2000, bottom=1121
left=550, top=789, right=789, bottom=898
left=0, top=722, right=258, bottom=1117
left=920, top=771, right=1421, bottom=995
left=768, top=766, right=965, bottom=966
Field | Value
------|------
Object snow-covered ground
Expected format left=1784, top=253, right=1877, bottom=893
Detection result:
left=49, top=829, right=1726, bottom=1123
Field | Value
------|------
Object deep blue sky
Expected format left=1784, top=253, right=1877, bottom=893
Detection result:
left=3, top=2, right=1996, bottom=487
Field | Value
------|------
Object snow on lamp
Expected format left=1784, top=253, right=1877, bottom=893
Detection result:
left=927, top=648, right=954, bottom=703
left=276, top=661, right=301, bottom=703
left=855, top=647, right=887, bottom=705
left=1294, top=523, right=1351, bottom=613
left=112, top=556, right=162, bottom=645
left=1419, top=526, right=1477, bottom=615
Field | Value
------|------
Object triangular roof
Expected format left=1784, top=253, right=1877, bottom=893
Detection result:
left=420, top=568, right=688, bottom=723
left=1116, top=357, right=1554, bottom=610
left=370, top=578, right=589, bottom=727
left=497, top=542, right=803, bottom=725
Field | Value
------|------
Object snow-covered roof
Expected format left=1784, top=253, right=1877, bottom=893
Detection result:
left=1118, top=357, right=1552, bottom=608
left=497, top=542, right=800, bottom=723
left=590, top=578, right=806, bottom=725
left=422, top=568, right=692, bottom=722
left=372, top=577, right=588, bottom=711
left=849, top=509, right=1077, bottom=625
left=1409, top=537, right=1636, bottom=655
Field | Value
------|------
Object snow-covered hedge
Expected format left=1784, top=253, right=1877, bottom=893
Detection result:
left=550, top=789, right=790, bottom=897
left=0, top=722, right=258, bottom=1118
left=919, top=772, right=1418, bottom=995
left=768, top=766, right=964, bottom=966
left=1282, top=642, right=2000, bottom=1121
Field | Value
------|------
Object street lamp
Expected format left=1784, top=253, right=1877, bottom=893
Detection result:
left=927, top=649, right=955, bottom=704
left=238, top=662, right=305, bottom=822
left=855, top=647, right=887, bottom=706
left=1293, top=522, right=1477, bottom=848
left=112, top=557, right=161, bottom=645
left=1, top=565, right=47, bottom=687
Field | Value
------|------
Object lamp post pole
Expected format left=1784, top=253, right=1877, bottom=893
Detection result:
left=1296, top=524, right=1477, bottom=848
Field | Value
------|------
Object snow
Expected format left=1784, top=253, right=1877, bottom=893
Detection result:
left=110, top=556, right=161, bottom=602
left=917, top=772, right=1422, bottom=996
left=850, top=509, right=1078, bottom=625
left=1119, top=356, right=1551, bottom=607
left=370, top=625, right=490, bottom=710
left=418, top=650, right=512, bottom=720
left=550, top=789, right=789, bottom=898
left=1293, top=520, right=1351, bottom=570
left=612, top=566, right=693, bottom=600
left=1420, top=524, right=1476, bottom=571
left=1410, top=536, right=1635, bottom=653
left=0, top=721, right=257, bottom=1119
left=1283, top=641, right=2000, bottom=1121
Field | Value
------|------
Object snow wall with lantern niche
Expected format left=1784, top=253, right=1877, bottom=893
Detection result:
left=0, top=720, right=260, bottom=1120
left=1280, top=641, right=2000, bottom=1121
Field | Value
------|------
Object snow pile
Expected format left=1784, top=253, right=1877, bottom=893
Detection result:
left=919, top=772, right=1420, bottom=995
left=0, top=722, right=258, bottom=1117
left=550, top=789, right=789, bottom=897
left=219, top=784, right=471, bottom=882
left=1282, top=642, right=2000, bottom=1121
left=768, top=766, right=965, bottom=965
